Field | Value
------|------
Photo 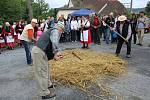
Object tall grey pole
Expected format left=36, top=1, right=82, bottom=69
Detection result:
left=27, top=0, right=33, bottom=20
left=130, top=0, right=133, bottom=13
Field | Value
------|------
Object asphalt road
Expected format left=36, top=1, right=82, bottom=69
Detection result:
left=0, top=34, right=150, bottom=100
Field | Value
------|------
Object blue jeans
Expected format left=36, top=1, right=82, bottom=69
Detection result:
left=111, top=31, right=117, bottom=43
left=21, top=40, right=32, bottom=64
left=104, top=28, right=110, bottom=44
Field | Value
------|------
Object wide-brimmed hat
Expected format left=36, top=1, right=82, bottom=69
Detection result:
left=118, top=15, right=127, bottom=21
left=109, top=12, right=114, bottom=16
left=31, top=19, right=38, bottom=23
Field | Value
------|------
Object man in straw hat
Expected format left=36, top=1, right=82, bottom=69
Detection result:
left=20, top=18, right=37, bottom=66
left=115, top=15, right=132, bottom=58
left=31, top=21, right=64, bottom=99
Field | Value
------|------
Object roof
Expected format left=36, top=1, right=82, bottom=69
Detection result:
left=68, top=0, right=127, bottom=15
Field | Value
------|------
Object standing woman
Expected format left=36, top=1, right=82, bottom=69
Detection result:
left=64, top=20, right=71, bottom=42
left=0, top=24, right=5, bottom=54
left=130, top=13, right=137, bottom=44
left=16, top=20, right=24, bottom=47
left=2, top=22, right=14, bottom=50
left=80, top=16, right=91, bottom=49
left=71, top=17, right=78, bottom=42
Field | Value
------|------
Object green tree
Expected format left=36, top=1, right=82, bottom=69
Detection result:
left=0, top=0, right=28, bottom=20
left=145, top=1, right=150, bottom=16
left=0, top=0, right=55, bottom=21
left=32, top=0, right=49, bottom=19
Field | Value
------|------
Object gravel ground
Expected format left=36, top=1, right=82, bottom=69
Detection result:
left=0, top=34, right=150, bottom=100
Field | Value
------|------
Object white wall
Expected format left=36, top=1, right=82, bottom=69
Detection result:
left=57, top=10, right=77, bottom=19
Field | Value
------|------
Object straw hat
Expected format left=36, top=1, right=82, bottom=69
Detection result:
left=118, top=15, right=127, bottom=22
left=42, top=19, right=45, bottom=23
left=31, top=19, right=38, bottom=23
left=109, top=12, right=114, bottom=16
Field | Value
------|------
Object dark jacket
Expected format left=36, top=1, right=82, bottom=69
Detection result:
left=130, top=18, right=137, bottom=32
left=116, top=21, right=130, bottom=38
left=103, top=16, right=115, bottom=29
left=36, top=28, right=55, bottom=60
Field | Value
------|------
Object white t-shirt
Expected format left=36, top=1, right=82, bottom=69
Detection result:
left=12, top=25, right=17, bottom=35
left=20, top=24, right=34, bottom=42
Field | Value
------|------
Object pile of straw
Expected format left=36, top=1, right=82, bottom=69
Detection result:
left=49, top=49, right=126, bottom=98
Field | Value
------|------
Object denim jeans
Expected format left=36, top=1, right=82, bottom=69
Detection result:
left=111, top=31, right=117, bottom=43
left=21, top=40, right=32, bottom=64
left=104, top=28, right=110, bottom=44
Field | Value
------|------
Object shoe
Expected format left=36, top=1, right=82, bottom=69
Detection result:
left=115, top=53, right=119, bottom=57
left=28, top=63, right=33, bottom=66
left=82, top=46, right=85, bottom=49
left=140, top=44, right=143, bottom=46
left=85, top=46, right=89, bottom=49
left=136, top=43, right=141, bottom=45
left=42, top=93, right=56, bottom=99
left=97, top=43, right=101, bottom=45
left=106, top=42, right=109, bottom=44
left=48, top=84, right=57, bottom=89
left=126, top=55, right=131, bottom=58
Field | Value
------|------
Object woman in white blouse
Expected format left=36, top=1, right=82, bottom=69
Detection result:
left=80, top=16, right=91, bottom=49
left=71, top=17, right=78, bottom=42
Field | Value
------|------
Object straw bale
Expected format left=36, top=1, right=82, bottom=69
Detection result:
left=49, top=49, right=126, bottom=98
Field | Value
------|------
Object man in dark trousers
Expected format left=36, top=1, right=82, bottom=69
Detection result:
left=115, top=15, right=132, bottom=58
left=130, top=13, right=137, bottom=44
left=91, top=14, right=101, bottom=45
left=32, top=22, right=64, bottom=99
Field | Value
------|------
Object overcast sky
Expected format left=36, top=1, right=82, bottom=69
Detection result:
left=45, top=0, right=150, bottom=8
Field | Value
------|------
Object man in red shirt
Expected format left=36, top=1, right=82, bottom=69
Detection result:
left=91, top=14, right=101, bottom=45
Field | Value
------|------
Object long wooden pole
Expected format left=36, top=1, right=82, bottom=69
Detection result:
left=97, top=3, right=128, bottom=42
left=100, top=19, right=128, bottom=42
left=98, top=3, right=107, bottom=14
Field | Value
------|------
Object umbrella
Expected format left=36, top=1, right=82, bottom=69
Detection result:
left=71, top=9, right=95, bottom=16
